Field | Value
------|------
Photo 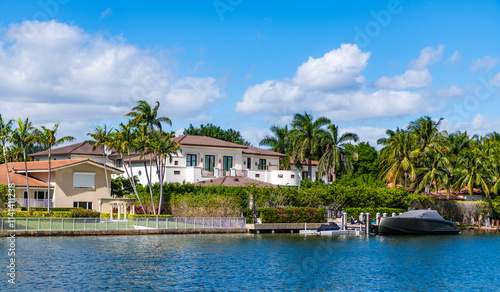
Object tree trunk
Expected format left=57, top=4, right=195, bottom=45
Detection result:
left=125, top=150, right=145, bottom=212
left=102, top=149, right=110, bottom=197
left=308, top=155, right=312, bottom=180
left=24, top=149, right=30, bottom=211
left=3, top=145, right=10, bottom=186
left=143, top=160, right=156, bottom=215
left=157, top=156, right=165, bottom=215
left=47, top=148, right=52, bottom=213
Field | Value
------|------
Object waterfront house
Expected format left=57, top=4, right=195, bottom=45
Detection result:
left=0, top=159, right=122, bottom=210
left=30, top=135, right=303, bottom=187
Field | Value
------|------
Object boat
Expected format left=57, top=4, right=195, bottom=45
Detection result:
left=317, top=222, right=341, bottom=231
left=378, top=210, right=460, bottom=235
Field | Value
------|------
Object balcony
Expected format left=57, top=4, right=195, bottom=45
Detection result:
left=17, top=199, right=54, bottom=208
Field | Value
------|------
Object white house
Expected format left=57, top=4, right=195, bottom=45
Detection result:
left=31, top=135, right=306, bottom=187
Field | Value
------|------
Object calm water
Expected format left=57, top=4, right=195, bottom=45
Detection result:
left=1, top=230, right=500, bottom=291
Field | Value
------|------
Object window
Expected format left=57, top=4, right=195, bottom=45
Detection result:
left=187, top=154, right=197, bottom=167
left=34, top=191, right=48, bottom=200
left=223, top=156, right=233, bottom=174
left=302, top=171, right=309, bottom=180
left=259, top=159, right=267, bottom=170
left=115, top=159, right=123, bottom=168
left=174, top=170, right=180, bottom=175
left=291, top=174, right=295, bottom=179
left=255, top=174, right=260, bottom=178
left=278, top=174, right=283, bottom=178
left=174, top=160, right=179, bottom=166
left=73, top=172, right=95, bottom=189
left=23, top=191, right=29, bottom=199
left=205, top=155, right=215, bottom=174
left=73, top=202, right=93, bottom=209
left=247, top=158, right=251, bottom=169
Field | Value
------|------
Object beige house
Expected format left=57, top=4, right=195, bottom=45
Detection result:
left=0, top=159, right=122, bottom=211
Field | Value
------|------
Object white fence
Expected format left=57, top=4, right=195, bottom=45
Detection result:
left=1, top=217, right=247, bottom=231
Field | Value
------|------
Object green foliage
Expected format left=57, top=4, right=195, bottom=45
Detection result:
left=111, top=176, right=136, bottom=198
left=183, top=123, right=251, bottom=145
left=20, top=207, right=74, bottom=211
left=350, top=142, right=379, bottom=178
left=70, top=208, right=99, bottom=218
left=259, top=207, right=327, bottom=223
left=0, top=211, right=73, bottom=217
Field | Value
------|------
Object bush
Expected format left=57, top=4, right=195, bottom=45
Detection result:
left=70, top=208, right=99, bottom=218
left=259, top=207, right=326, bottom=223
left=0, top=211, right=72, bottom=217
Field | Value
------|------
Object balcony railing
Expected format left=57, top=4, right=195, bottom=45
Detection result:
left=17, top=199, right=54, bottom=208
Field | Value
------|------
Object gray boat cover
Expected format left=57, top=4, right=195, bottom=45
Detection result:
left=396, top=210, right=444, bottom=219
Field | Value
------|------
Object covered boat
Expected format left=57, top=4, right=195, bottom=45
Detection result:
left=378, top=210, right=460, bottom=235
left=317, top=222, right=341, bottom=232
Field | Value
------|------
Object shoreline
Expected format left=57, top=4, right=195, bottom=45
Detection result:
left=0, top=228, right=247, bottom=237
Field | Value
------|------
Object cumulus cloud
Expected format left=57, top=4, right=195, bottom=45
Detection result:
left=0, top=20, right=223, bottom=139
left=375, top=45, right=445, bottom=90
left=100, top=8, right=112, bottom=19
left=292, top=44, right=370, bottom=90
left=340, top=126, right=388, bottom=149
left=441, top=113, right=500, bottom=136
left=470, top=56, right=499, bottom=72
left=235, top=44, right=428, bottom=122
left=435, top=85, right=465, bottom=97
left=446, top=50, right=461, bottom=65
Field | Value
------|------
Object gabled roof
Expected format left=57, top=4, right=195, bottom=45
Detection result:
left=2, top=159, right=123, bottom=174
left=0, top=167, right=50, bottom=188
left=29, top=142, right=117, bottom=157
left=193, top=176, right=276, bottom=188
left=172, top=135, right=248, bottom=149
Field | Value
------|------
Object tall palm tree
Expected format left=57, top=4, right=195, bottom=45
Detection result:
left=379, top=128, right=418, bottom=188
left=124, top=100, right=172, bottom=134
left=417, top=150, right=452, bottom=195
left=10, top=118, right=38, bottom=210
left=318, top=124, right=359, bottom=182
left=0, top=115, right=13, bottom=186
left=259, top=125, right=291, bottom=170
left=6, top=145, right=23, bottom=162
left=86, top=125, right=113, bottom=197
left=38, top=123, right=75, bottom=213
left=408, top=116, right=444, bottom=151
left=289, top=112, right=331, bottom=180
left=109, top=122, right=146, bottom=212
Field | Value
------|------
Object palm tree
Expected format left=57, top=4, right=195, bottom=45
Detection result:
left=86, top=125, right=113, bottom=197
left=417, top=150, right=452, bottom=195
left=38, top=123, right=75, bottom=213
left=6, top=145, right=23, bottom=162
left=109, top=122, right=146, bottom=212
left=408, top=116, right=444, bottom=151
left=318, top=124, right=359, bottom=182
left=10, top=118, right=38, bottom=210
left=0, top=115, right=13, bottom=186
left=289, top=112, right=331, bottom=180
left=124, top=100, right=172, bottom=134
left=453, top=150, right=491, bottom=200
left=259, top=125, right=291, bottom=170
left=379, top=128, right=418, bottom=188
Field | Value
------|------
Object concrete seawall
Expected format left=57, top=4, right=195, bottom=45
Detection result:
left=0, top=228, right=247, bottom=237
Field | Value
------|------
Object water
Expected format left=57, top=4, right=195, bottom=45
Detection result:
left=1, top=230, right=500, bottom=291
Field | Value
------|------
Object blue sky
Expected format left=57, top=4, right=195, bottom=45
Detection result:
left=0, top=0, right=499, bottom=147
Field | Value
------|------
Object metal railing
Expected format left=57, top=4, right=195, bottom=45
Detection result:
left=17, top=199, right=54, bottom=208
left=0, top=217, right=246, bottom=232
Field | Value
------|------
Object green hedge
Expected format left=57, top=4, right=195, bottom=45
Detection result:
left=259, top=207, right=326, bottom=223
left=20, top=207, right=75, bottom=212
left=343, top=207, right=406, bottom=221
left=0, top=211, right=73, bottom=218
left=99, top=213, right=172, bottom=219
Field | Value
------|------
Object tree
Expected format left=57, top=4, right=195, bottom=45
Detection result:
left=408, top=116, right=444, bottom=151
left=350, top=142, right=379, bottom=178
left=184, top=123, right=251, bottom=145
left=317, top=124, right=358, bottom=182
left=109, top=122, right=146, bottom=212
left=86, top=125, right=113, bottom=197
left=125, top=100, right=171, bottom=134
left=453, top=150, right=491, bottom=200
left=38, top=123, right=75, bottom=213
left=379, top=128, right=418, bottom=188
left=289, top=112, right=331, bottom=180
left=10, top=118, right=38, bottom=210
left=0, top=115, right=13, bottom=185
left=259, top=125, right=291, bottom=169
left=417, top=150, right=452, bottom=195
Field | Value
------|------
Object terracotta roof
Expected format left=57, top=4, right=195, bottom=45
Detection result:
left=290, top=157, right=319, bottom=166
left=427, top=191, right=465, bottom=201
left=243, top=146, right=285, bottom=157
left=172, top=135, right=248, bottom=149
left=0, top=167, right=50, bottom=188
left=29, top=142, right=117, bottom=157
left=1, top=159, right=123, bottom=174
left=193, top=176, right=276, bottom=188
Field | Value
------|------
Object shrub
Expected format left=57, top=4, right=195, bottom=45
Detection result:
left=259, top=207, right=326, bottom=223
left=70, top=208, right=99, bottom=218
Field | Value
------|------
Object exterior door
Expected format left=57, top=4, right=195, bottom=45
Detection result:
left=223, top=156, right=233, bottom=175
left=205, top=155, right=215, bottom=174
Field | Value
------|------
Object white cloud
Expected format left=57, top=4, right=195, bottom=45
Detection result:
left=375, top=69, right=432, bottom=90
left=435, top=85, right=465, bottom=97
left=446, top=50, right=461, bottom=65
left=375, top=45, right=444, bottom=90
left=491, top=72, right=500, bottom=87
left=236, top=44, right=427, bottom=122
left=340, top=126, right=387, bottom=149
left=409, top=45, right=445, bottom=70
left=100, top=8, right=112, bottom=19
left=292, top=44, right=370, bottom=90
left=470, top=56, right=499, bottom=72
left=240, top=127, right=271, bottom=147
left=441, top=113, right=500, bottom=136
left=0, top=20, right=223, bottom=138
